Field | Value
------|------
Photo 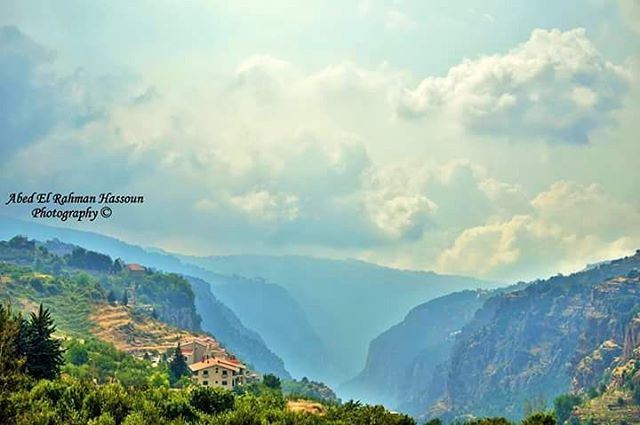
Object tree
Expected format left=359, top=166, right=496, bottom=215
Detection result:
left=0, top=304, right=26, bottom=393
left=263, top=374, right=281, bottom=390
left=633, top=385, right=640, bottom=404
left=168, top=343, right=190, bottom=386
left=122, top=290, right=129, bottom=306
left=190, top=386, right=234, bottom=414
left=112, top=258, right=124, bottom=273
left=553, top=393, right=582, bottom=424
left=107, top=290, right=116, bottom=305
left=23, top=304, right=65, bottom=380
left=67, top=340, right=89, bottom=366
left=521, top=412, right=555, bottom=425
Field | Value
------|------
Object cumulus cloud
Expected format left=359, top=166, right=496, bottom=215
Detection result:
left=396, top=28, right=629, bottom=144
left=437, top=181, right=640, bottom=280
left=360, top=160, right=531, bottom=242
left=1, top=23, right=637, bottom=280
left=229, top=190, right=299, bottom=223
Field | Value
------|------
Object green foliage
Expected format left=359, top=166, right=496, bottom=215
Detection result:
left=520, top=412, right=555, bottom=425
left=454, top=418, right=513, bottom=425
left=22, top=304, right=65, bottom=380
left=553, top=393, right=582, bottom=424
left=282, top=376, right=340, bottom=404
left=66, top=247, right=115, bottom=272
left=0, top=237, right=202, bottom=332
left=263, top=373, right=281, bottom=390
left=168, top=342, right=191, bottom=386
left=66, top=340, right=89, bottom=366
left=190, top=386, right=235, bottom=415
left=62, top=338, right=164, bottom=387
left=106, top=290, right=116, bottom=305
left=633, top=385, right=640, bottom=404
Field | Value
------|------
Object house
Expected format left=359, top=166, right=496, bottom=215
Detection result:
left=189, top=357, right=247, bottom=389
left=125, top=263, right=146, bottom=273
left=180, top=337, right=226, bottom=364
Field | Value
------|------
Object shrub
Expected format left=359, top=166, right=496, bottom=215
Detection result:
left=190, top=386, right=235, bottom=415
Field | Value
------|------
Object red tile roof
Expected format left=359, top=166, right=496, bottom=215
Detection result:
left=189, top=358, right=243, bottom=372
left=126, top=263, right=146, bottom=272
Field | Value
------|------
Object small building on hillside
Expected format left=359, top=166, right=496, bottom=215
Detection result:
left=189, top=357, right=247, bottom=389
left=126, top=263, right=146, bottom=273
left=180, top=337, right=226, bottom=364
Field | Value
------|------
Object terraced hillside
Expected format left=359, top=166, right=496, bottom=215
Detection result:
left=89, top=303, right=200, bottom=353
left=0, top=236, right=231, bottom=363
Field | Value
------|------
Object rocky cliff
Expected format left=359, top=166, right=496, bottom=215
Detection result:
left=430, top=251, right=640, bottom=420
left=342, top=290, right=492, bottom=408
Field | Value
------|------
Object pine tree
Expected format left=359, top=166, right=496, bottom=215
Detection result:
left=107, top=290, right=116, bottom=304
left=23, top=304, right=64, bottom=380
left=168, top=342, right=190, bottom=385
left=0, top=304, right=26, bottom=392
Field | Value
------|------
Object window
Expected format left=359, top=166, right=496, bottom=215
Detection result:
left=203, top=370, right=209, bottom=376
left=222, top=370, right=228, bottom=376
left=203, top=381, right=208, bottom=386
left=193, top=371, right=198, bottom=376
left=222, top=381, right=227, bottom=386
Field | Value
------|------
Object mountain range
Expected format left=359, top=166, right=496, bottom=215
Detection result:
left=182, top=254, right=498, bottom=382
left=2, top=216, right=639, bottom=422
left=348, top=246, right=640, bottom=421
left=0, top=216, right=494, bottom=387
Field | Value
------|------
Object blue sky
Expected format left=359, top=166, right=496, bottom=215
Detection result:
left=0, top=0, right=639, bottom=281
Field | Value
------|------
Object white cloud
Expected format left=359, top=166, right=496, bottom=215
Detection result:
left=396, top=28, right=629, bottom=144
left=1, top=25, right=638, bottom=281
left=229, top=190, right=299, bottom=223
left=437, top=181, right=640, bottom=280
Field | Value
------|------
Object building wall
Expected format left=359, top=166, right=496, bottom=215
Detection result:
left=192, top=365, right=245, bottom=390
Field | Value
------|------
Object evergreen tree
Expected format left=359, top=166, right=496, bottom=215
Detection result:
left=168, top=342, right=190, bottom=385
left=23, top=304, right=64, bottom=380
left=122, top=290, right=129, bottom=306
left=107, top=290, right=116, bottom=305
left=0, top=304, right=26, bottom=393
left=263, top=373, right=281, bottom=390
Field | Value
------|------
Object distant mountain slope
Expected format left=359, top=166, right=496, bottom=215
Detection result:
left=0, top=218, right=291, bottom=377
left=0, top=237, right=205, bottom=349
left=341, top=289, right=495, bottom=408
left=0, top=216, right=223, bottom=283
left=187, top=276, right=290, bottom=378
left=429, top=250, right=640, bottom=420
left=208, top=275, right=338, bottom=383
left=181, top=254, right=499, bottom=380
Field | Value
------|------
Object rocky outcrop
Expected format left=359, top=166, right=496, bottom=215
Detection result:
left=623, top=315, right=640, bottom=361
left=159, top=306, right=200, bottom=332
left=572, top=340, right=622, bottom=392
left=426, top=251, right=640, bottom=421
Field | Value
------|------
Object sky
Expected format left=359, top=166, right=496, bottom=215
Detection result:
left=0, top=0, right=639, bottom=282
